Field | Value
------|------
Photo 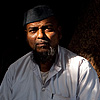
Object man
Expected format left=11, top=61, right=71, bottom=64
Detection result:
left=0, top=5, right=100, bottom=100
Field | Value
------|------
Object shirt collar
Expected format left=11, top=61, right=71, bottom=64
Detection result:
left=49, top=45, right=62, bottom=72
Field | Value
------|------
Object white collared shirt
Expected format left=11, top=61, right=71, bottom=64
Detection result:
left=0, top=46, right=100, bottom=100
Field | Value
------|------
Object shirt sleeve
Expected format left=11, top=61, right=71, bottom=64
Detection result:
left=0, top=66, right=14, bottom=100
left=77, top=60, right=100, bottom=100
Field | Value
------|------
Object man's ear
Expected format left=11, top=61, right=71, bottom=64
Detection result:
left=24, top=30, right=27, bottom=34
left=58, top=26, right=62, bottom=40
left=23, top=25, right=27, bottom=34
left=24, top=30, right=27, bottom=32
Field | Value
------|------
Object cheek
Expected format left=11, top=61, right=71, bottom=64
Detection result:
left=27, top=33, right=37, bottom=49
left=46, top=32, right=56, bottom=38
left=46, top=32, right=59, bottom=47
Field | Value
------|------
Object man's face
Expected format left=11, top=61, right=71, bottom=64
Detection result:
left=26, top=16, right=62, bottom=54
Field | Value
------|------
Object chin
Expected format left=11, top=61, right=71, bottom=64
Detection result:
left=36, top=48, right=49, bottom=53
left=32, top=46, right=57, bottom=63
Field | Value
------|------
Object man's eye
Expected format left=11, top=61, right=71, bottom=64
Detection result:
left=29, top=28, right=38, bottom=33
left=29, top=30, right=36, bottom=33
left=45, top=28, right=53, bottom=32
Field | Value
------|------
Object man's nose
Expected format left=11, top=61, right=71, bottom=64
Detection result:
left=37, top=29, right=44, bottom=39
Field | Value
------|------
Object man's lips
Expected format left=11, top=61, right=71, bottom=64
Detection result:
left=36, top=43, right=50, bottom=49
left=36, top=40, right=49, bottom=47
left=36, top=43, right=48, bottom=47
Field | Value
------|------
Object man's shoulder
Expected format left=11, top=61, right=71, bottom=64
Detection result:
left=60, top=46, right=93, bottom=71
left=3, top=52, right=33, bottom=81
left=10, top=51, right=33, bottom=68
left=59, top=46, right=84, bottom=60
left=59, top=46, right=91, bottom=68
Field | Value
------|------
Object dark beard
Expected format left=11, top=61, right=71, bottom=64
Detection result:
left=32, top=46, right=57, bottom=64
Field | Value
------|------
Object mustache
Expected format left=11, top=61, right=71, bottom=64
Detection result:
left=35, top=39, right=50, bottom=45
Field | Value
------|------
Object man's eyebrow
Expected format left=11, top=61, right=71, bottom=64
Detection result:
left=43, top=24, right=54, bottom=28
left=45, top=22, right=53, bottom=26
left=28, top=27, right=38, bottom=30
left=27, top=23, right=53, bottom=30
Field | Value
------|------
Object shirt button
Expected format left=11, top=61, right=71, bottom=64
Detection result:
left=41, top=87, right=45, bottom=91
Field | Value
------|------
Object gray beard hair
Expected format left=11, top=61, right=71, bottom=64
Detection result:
left=32, top=46, right=57, bottom=64
left=47, top=47, right=56, bottom=56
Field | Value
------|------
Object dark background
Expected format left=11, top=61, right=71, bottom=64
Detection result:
left=1, top=0, right=100, bottom=84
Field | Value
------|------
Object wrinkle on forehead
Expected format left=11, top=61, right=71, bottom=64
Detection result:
left=26, top=16, right=58, bottom=29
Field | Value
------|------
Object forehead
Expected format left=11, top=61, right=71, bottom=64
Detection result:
left=26, top=16, right=57, bottom=28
